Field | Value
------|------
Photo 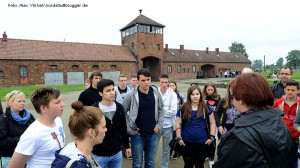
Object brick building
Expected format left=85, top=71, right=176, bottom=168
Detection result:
left=0, top=11, right=250, bottom=86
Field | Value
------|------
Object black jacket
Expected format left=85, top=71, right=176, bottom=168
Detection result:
left=271, top=82, right=285, bottom=100
left=78, top=86, right=102, bottom=106
left=213, top=108, right=293, bottom=168
left=92, top=101, right=130, bottom=156
left=0, top=108, right=35, bottom=157
left=215, top=98, right=227, bottom=127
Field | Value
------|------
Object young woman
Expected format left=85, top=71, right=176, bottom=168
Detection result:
left=202, top=82, right=221, bottom=167
left=169, top=81, right=185, bottom=160
left=175, top=85, right=216, bottom=168
left=52, top=101, right=107, bottom=168
left=0, top=90, right=35, bottom=168
left=215, top=79, right=240, bottom=136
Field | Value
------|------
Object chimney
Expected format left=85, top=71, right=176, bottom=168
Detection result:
left=2, top=31, right=7, bottom=42
left=165, top=44, right=168, bottom=52
left=180, top=45, right=184, bottom=54
left=215, top=48, right=219, bottom=54
left=206, top=47, right=209, bottom=54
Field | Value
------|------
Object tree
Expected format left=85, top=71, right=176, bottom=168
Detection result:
left=276, top=58, right=283, bottom=69
left=252, top=59, right=263, bottom=72
left=286, top=50, right=300, bottom=69
left=229, top=42, right=249, bottom=58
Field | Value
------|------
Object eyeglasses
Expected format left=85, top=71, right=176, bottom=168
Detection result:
left=8, top=90, right=21, bottom=101
left=280, top=73, right=291, bottom=76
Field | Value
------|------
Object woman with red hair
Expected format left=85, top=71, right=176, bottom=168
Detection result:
left=214, top=73, right=293, bottom=168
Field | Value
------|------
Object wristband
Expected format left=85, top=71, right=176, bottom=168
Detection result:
left=210, top=135, right=216, bottom=141
left=176, top=137, right=182, bottom=141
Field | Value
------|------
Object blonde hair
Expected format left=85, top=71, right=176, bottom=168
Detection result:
left=5, top=90, right=25, bottom=107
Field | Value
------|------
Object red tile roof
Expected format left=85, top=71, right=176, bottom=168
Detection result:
left=0, top=39, right=136, bottom=62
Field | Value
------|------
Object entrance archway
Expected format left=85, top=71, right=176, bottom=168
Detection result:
left=142, top=56, right=160, bottom=81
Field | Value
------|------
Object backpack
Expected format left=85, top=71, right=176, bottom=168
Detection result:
left=51, top=148, right=92, bottom=168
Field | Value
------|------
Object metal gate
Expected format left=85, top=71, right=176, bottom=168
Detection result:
left=44, top=72, right=64, bottom=85
left=67, top=72, right=84, bottom=85
left=102, top=71, right=120, bottom=84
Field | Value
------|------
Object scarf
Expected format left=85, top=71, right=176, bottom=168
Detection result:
left=10, top=108, right=31, bottom=125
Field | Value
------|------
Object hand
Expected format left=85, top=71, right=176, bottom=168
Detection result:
left=205, top=139, right=213, bottom=145
left=132, top=132, right=140, bottom=136
left=178, top=139, right=185, bottom=146
left=125, top=148, right=131, bottom=158
left=154, top=127, right=159, bottom=133
left=218, top=126, right=224, bottom=135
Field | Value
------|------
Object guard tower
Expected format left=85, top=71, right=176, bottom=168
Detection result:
left=120, top=10, right=165, bottom=80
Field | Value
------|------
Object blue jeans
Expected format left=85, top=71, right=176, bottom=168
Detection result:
left=131, top=133, right=159, bottom=168
left=160, top=127, right=173, bottom=168
left=1, top=157, right=11, bottom=168
left=93, top=151, right=122, bottom=168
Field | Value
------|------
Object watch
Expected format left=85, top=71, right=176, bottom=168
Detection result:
left=210, top=135, right=216, bottom=141
left=176, top=137, right=182, bottom=141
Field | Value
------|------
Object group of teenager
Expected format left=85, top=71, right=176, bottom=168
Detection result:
left=0, top=67, right=299, bottom=168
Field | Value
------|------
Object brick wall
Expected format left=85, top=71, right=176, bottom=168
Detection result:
left=0, top=60, right=136, bottom=85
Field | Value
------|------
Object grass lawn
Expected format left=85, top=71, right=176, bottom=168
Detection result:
left=0, top=85, right=84, bottom=101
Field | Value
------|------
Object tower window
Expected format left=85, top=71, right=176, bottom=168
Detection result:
left=141, top=43, right=145, bottom=49
left=156, top=44, right=160, bottom=50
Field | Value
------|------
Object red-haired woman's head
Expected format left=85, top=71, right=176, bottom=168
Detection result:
left=231, top=73, right=273, bottom=111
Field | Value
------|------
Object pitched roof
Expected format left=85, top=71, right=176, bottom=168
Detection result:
left=164, top=48, right=251, bottom=63
left=120, top=14, right=165, bottom=31
left=0, top=39, right=136, bottom=62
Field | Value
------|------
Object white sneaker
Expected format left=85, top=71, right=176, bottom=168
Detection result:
left=209, top=160, right=214, bottom=168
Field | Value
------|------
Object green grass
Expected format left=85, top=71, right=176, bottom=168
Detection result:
left=0, top=85, right=84, bottom=101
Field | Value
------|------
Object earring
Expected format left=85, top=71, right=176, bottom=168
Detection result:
left=90, top=136, right=95, bottom=142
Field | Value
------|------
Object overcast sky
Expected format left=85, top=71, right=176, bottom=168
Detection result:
left=1, top=0, right=299, bottom=65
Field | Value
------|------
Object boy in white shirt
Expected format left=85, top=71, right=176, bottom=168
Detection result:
left=8, top=88, right=65, bottom=168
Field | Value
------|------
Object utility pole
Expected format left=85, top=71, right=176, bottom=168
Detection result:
left=264, top=55, right=266, bottom=72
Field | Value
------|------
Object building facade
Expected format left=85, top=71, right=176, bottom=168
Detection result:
left=0, top=12, right=250, bottom=86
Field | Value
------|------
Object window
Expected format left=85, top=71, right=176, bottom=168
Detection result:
left=156, top=44, right=160, bottom=50
left=20, top=66, right=27, bottom=77
left=72, top=65, right=79, bottom=70
left=192, top=65, right=196, bottom=73
left=49, top=65, right=57, bottom=70
left=0, top=71, right=3, bottom=77
left=131, top=43, right=134, bottom=50
left=141, top=43, right=145, bottom=49
left=93, top=65, right=99, bottom=69
left=187, top=68, right=189, bottom=73
left=183, top=68, right=186, bottom=73
left=177, top=65, right=181, bottom=73
left=167, top=65, right=172, bottom=73
left=111, top=65, right=116, bottom=69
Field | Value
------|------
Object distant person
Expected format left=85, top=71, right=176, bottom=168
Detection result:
left=158, top=74, right=177, bottom=168
left=52, top=101, right=106, bottom=167
left=8, top=88, right=65, bottom=168
left=123, top=69, right=164, bottom=168
left=0, top=90, right=35, bottom=168
left=272, top=71, right=278, bottom=84
left=214, top=73, right=294, bottom=168
left=169, top=81, right=185, bottom=160
left=85, top=79, right=91, bottom=89
left=78, top=71, right=102, bottom=106
left=115, top=74, right=130, bottom=105
left=92, top=79, right=131, bottom=168
left=127, top=75, right=138, bottom=90
left=271, top=67, right=293, bottom=100
left=273, top=80, right=300, bottom=168
left=176, top=85, right=216, bottom=168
